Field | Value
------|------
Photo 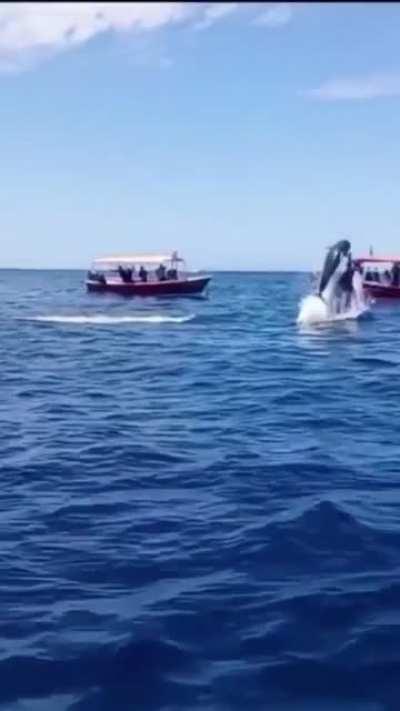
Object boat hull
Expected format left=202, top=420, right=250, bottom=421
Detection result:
left=86, top=275, right=211, bottom=297
left=364, top=283, right=400, bottom=299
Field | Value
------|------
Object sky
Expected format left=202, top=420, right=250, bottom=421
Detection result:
left=1, top=2, right=400, bottom=270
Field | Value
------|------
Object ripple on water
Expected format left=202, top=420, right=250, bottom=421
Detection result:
left=0, top=270, right=400, bottom=710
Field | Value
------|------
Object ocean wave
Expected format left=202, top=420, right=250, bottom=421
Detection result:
left=2, top=271, right=400, bottom=710
left=25, top=314, right=196, bottom=325
left=0, top=637, right=191, bottom=706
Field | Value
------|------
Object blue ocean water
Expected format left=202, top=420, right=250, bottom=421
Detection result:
left=1, top=269, right=400, bottom=711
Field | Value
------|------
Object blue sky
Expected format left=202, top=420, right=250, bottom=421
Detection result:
left=1, top=2, right=400, bottom=270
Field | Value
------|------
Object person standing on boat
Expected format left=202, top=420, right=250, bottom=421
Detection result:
left=391, top=262, right=400, bottom=287
left=118, top=265, right=134, bottom=283
left=156, top=263, right=167, bottom=281
left=139, top=265, right=148, bottom=282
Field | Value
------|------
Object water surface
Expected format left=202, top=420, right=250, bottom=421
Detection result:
left=0, top=270, right=399, bottom=710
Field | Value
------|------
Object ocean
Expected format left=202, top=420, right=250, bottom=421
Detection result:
left=1, top=269, right=399, bottom=711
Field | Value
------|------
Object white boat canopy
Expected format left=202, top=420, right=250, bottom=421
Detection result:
left=93, top=252, right=184, bottom=267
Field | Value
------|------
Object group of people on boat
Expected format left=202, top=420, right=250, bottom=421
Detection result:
left=363, top=261, right=400, bottom=287
left=117, top=265, right=146, bottom=283
left=117, top=263, right=178, bottom=284
left=87, top=262, right=179, bottom=286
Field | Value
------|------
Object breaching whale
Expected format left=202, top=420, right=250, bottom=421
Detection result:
left=318, top=239, right=353, bottom=313
left=297, top=240, right=369, bottom=325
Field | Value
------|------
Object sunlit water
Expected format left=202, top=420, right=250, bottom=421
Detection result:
left=1, top=270, right=400, bottom=710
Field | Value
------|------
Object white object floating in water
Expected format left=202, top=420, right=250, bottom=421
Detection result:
left=27, top=314, right=196, bottom=325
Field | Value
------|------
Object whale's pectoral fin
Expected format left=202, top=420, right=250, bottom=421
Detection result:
left=318, top=251, right=341, bottom=295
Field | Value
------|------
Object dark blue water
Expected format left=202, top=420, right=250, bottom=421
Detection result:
left=1, top=269, right=400, bottom=711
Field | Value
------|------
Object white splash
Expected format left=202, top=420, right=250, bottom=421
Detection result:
left=28, top=314, right=195, bottom=325
left=351, top=269, right=365, bottom=311
left=297, top=278, right=370, bottom=326
left=297, top=294, right=329, bottom=325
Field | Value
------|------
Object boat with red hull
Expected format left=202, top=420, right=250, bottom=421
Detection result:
left=354, top=256, right=400, bottom=299
left=86, top=252, right=211, bottom=297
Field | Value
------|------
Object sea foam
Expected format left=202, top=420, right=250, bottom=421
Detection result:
left=27, top=314, right=195, bottom=325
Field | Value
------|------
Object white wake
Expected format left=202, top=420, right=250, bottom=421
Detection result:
left=28, top=314, right=195, bottom=325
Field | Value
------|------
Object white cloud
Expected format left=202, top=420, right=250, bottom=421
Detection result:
left=254, top=3, right=294, bottom=28
left=0, top=2, right=304, bottom=73
left=0, top=2, right=240, bottom=72
left=0, top=3, right=191, bottom=51
left=305, top=73, right=400, bottom=101
left=193, top=3, right=238, bottom=31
